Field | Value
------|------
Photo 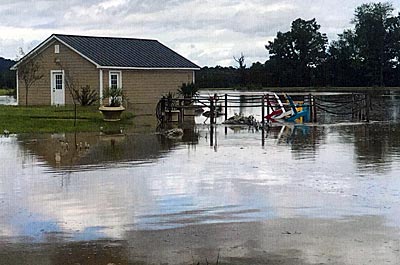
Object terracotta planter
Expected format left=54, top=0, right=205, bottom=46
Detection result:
left=99, top=105, right=125, bottom=121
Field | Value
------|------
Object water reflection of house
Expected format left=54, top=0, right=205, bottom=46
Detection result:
left=18, top=128, right=199, bottom=169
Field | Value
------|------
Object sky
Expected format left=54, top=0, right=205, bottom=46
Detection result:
left=0, top=0, right=399, bottom=67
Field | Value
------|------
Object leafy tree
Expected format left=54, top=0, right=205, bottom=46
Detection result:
left=266, top=18, right=328, bottom=86
left=0, top=57, right=16, bottom=90
left=352, top=2, right=400, bottom=86
left=327, top=30, right=364, bottom=86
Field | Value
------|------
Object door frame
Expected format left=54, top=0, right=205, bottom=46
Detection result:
left=50, top=70, right=65, bottom=105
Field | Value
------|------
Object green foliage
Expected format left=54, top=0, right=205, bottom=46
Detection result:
left=0, top=105, right=134, bottom=133
left=0, top=57, right=16, bottom=90
left=72, top=85, right=98, bottom=106
left=197, top=2, right=400, bottom=88
left=326, top=2, right=400, bottom=86
left=177, top=82, right=199, bottom=98
left=352, top=2, right=399, bottom=86
left=163, top=91, right=176, bottom=99
left=103, top=87, right=124, bottom=107
left=266, top=18, right=328, bottom=86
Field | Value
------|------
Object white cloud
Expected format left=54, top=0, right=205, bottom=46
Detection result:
left=0, top=0, right=399, bottom=66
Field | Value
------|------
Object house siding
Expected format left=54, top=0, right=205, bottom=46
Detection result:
left=17, top=40, right=99, bottom=105
left=17, top=37, right=196, bottom=116
left=102, top=69, right=194, bottom=114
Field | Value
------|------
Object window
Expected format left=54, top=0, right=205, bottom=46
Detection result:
left=54, top=45, right=60, bottom=54
left=109, top=71, right=121, bottom=88
left=55, top=74, right=63, bottom=89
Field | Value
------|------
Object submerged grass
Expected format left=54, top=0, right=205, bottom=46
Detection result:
left=0, top=105, right=134, bottom=133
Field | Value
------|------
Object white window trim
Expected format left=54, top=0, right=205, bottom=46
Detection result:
left=109, top=71, right=122, bottom=88
left=50, top=70, right=65, bottom=105
left=54, top=44, right=60, bottom=54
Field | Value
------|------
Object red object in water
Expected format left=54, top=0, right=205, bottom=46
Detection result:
left=265, top=109, right=283, bottom=122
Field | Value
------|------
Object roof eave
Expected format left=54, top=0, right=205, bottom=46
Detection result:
left=10, top=34, right=56, bottom=70
left=10, top=34, right=101, bottom=70
left=98, top=66, right=200, bottom=70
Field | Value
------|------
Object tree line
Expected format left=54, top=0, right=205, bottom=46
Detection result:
left=196, top=2, right=400, bottom=88
left=0, top=57, right=16, bottom=89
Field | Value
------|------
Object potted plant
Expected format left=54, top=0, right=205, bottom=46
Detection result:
left=178, top=82, right=199, bottom=100
left=99, top=87, right=125, bottom=121
left=177, top=82, right=199, bottom=116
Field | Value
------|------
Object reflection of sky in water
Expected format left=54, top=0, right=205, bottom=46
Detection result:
left=1, top=93, right=400, bottom=243
left=0, top=96, right=17, bottom=106
left=2, top=121, right=400, bottom=242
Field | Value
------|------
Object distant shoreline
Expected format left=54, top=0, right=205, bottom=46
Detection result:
left=200, top=87, right=400, bottom=93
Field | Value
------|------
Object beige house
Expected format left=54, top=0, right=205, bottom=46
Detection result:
left=11, top=34, right=200, bottom=114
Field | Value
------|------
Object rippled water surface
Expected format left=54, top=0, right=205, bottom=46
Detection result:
left=1, top=93, right=400, bottom=243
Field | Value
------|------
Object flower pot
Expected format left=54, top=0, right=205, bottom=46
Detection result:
left=99, top=105, right=125, bottom=121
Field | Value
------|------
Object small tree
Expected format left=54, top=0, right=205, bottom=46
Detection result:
left=234, top=53, right=246, bottom=86
left=17, top=49, right=44, bottom=106
left=55, top=62, right=81, bottom=126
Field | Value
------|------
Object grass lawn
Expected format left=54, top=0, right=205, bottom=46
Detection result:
left=0, top=105, right=134, bottom=133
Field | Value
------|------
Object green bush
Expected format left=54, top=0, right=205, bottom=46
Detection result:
left=178, top=82, right=199, bottom=98
left=72, top=85, right=98, bottom=106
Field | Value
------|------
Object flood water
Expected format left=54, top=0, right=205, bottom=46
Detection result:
left=1, top=92, right=400, bottom=263
left=0, top=96, right=16, bottom=106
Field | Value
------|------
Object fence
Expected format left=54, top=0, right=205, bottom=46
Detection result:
left=156, top=92, right=371, bottom=125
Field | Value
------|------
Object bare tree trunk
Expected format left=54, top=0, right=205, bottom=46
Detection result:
left=74, top=103, right=77, bottom=127
left=25, top=87, right=28, bottom=106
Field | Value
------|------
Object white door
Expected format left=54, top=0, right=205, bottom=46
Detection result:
left=51, top=71, right=65, bottom=105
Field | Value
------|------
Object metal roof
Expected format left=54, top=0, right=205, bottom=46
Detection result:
left=12, top=34, right=200, bottom=70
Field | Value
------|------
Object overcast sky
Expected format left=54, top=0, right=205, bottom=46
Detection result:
left=0, top=0, right=399, bottom=66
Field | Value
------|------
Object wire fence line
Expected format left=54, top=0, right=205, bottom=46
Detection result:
left=157, top=91, right=371, bottom=122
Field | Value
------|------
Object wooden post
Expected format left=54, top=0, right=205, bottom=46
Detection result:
left=365, top=93, right=370, bottom=122
left=181, top=98, right=185, bottom=122
left=210, top=96, right=215, bottom=125
left=312, top=95, right=317, bottom=123
left=210, top=124, right=214, bottom=147
left=308, top=93, right=313, bottom=123
left=167, top=96, right=172, bottom=122
left=224, top=93, right=228, bottom=121
left=266, top=93, right=270, bottom=117
left=214, top=93, right=218, bottom=124
left=179, top=99, right=183, bottom=123
left=262, top=95, right=265, bottom=146
left=261, top=95, right=265, bottom=129
left=161, top=96, right=166, bottom=123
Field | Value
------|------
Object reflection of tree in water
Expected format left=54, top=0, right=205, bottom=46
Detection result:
left=351, top=123, right=400, bottom=172
left=269, top=125, right=326, bottom=160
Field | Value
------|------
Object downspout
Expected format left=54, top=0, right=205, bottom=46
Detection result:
left=99, top=69, right=103, bottom=105
left=16, top=69, right=19, bottom=105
